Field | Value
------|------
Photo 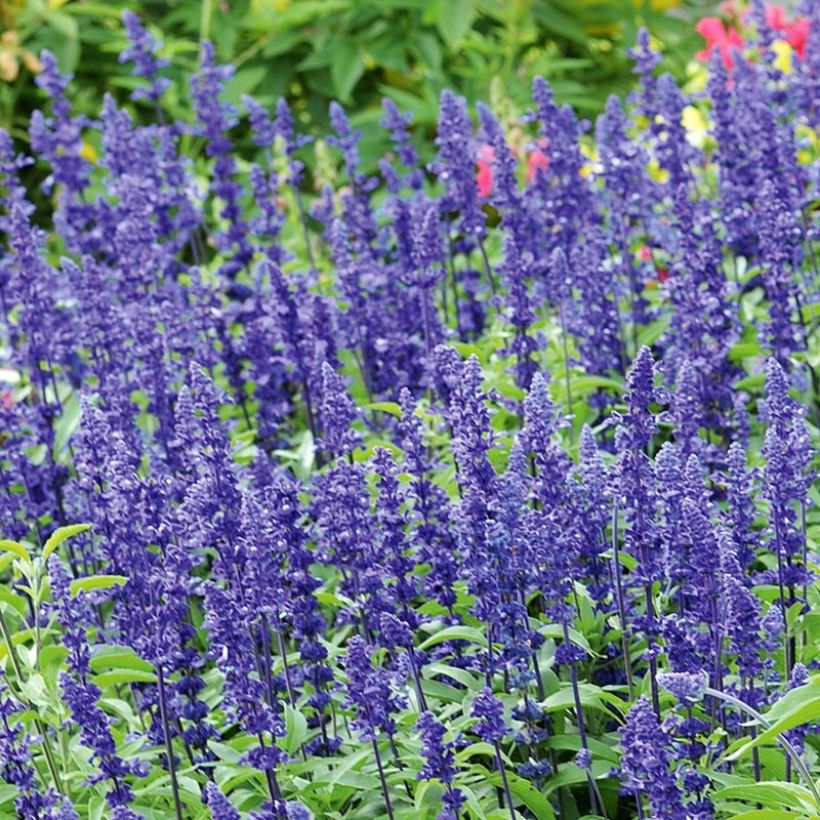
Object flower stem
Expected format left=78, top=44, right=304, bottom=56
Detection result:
left=493, top=742, right=516, bottom=820
left=609, top=504, right=634, bottom=700
left=371, top=736, right=395, bottom=820
left=562, top=623, right=607, bottom=819
left=157, top=665, right=184, bottom=820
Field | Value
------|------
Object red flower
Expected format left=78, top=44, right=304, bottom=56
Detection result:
left=476, top=144, right=494, bottom=198
left=696, top=16, right=744, bottom=70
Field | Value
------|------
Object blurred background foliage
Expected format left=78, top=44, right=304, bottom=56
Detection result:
left=1, top=0, right=711, bottom=157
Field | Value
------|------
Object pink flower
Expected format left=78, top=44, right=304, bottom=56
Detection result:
left=526, top=139, right=549, bottom=184
left=787, top=18, right=810, bottom=58
left=766, top=4, right=810, bottom=58
left=696, top=16, right=744, bottom=70
left=476, top=144, right=494, bottom=198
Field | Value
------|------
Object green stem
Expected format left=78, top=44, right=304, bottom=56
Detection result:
left=199, top=0, right=213, bottom=42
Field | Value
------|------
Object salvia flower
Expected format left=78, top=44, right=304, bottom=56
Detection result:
left=120, top=10, right=171, bottom=103
left=343, top=637, right=407, bottom=741
left=618, top=697, right=685, bottom=818
left=470, top=688, right=507, bottom=744
left=417, top=711, right=465, bottom=819
left=431, top=90, right=486, bottom=241
left=658, top=671, right=708, bottom=704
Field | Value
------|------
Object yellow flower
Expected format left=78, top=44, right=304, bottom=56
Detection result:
left=579, top=142, right=598, bottom=178
left=80, top=141, right=98, bottom=164
left=647, top=157, right=669, bottom=184
left=771, top=40, right=793, bottom=74
left=684, top=60, right=709, bottom=94
left=681, top=105, right=708, bottom=150
left=795, top=124, right=818, bottom=166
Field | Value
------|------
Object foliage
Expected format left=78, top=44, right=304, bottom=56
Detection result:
left=0, top=0, right=712, bottom=145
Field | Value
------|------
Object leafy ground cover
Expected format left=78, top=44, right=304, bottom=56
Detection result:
left=0, top=3, right=818, bottom=818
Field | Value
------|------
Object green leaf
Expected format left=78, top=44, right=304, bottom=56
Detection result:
left=42, top=523, right=92, bottom=562
left=764, top=676, right=820, bottom=724
left=0, top=540, right=31, bottom=562
left=225, top=66, right=267, bottom=102
left=570, top=375, right=624, bottom=394
left=0, top=628, right=35, bottom=661
left=247, top=0, right=349, bottom=30
left=19, top=673, right=50, bottom=708
left=420, top=678, right=466, bottom=703
left=89, top=646, right=154, bottom=674
left=44, top=8, right=79, bottom=39
left=283, top=702, right=308, bottom=755
left=531, top=3, right=588, bottom=45
left=38, top=645, right=69, bottom=674
left=543, top=760, right=611, bottom=796
left=637, top=316, right=671, bottom=348
left=455, top=741, right=498, bottom=762
left=436, top=0, right=475, bottom=47
left=209, top=740, right=245, bottom=763
left=0, top=588, right=27, bottom=617
left=542, top=683, right=626, bottom=715
left=539, top=623, right=595, bottom=655
left=364, top=401, right=402, bottom=417
left=63, top=2, right=123, bottom=17
left=70, top=575, right=128, bottom=595
left=92, top=669, right=157, bottom=687
left=729, top=340, right=762, bottom=361
left=735, top=374, right=766, bottom=392
left=726, top=677, right=820, bottom=761
left=543, top=734, right=620, bottom=764
left=713, top=782, right=818, bottom=813
left=419, top=625, right=487, bottom=650
left=488, top=769, right=556, bottom=819
left=53, top=390, right=81, bottom=458
left=425, top=662, right=481, bottom=691
left=0, top=783, right=19, bottom=808
left=330, top=41, right=364, bottom=103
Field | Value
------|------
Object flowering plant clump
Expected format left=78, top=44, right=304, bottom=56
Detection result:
left=0, top=6, right=818, bottom=819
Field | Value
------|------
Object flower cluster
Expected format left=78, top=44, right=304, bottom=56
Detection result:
left=0, top=11, right=815, bottom=819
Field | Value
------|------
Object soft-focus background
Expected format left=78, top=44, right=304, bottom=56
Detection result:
left=1, top=0, right=711, bottom=151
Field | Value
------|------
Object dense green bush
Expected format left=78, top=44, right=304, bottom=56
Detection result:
left=1, top=0, right=709, bottom=150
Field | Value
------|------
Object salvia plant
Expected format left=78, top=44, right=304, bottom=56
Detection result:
left=0, top=5, right=818, bottom=819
